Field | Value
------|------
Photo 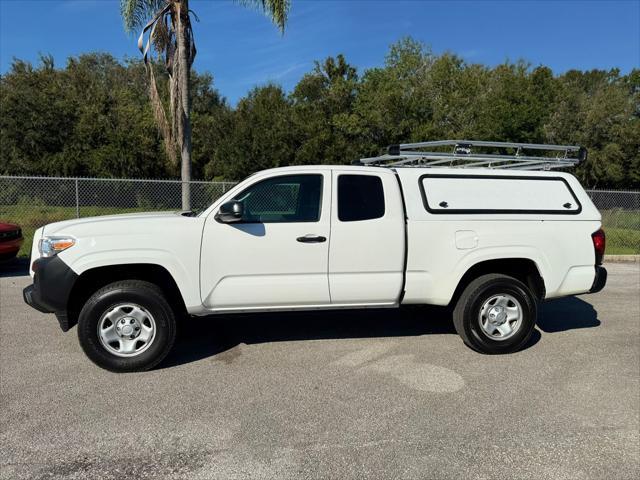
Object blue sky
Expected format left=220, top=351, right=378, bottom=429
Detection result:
left=1, top=0, right=638, bottom=104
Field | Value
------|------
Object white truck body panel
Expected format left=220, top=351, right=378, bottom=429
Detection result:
left=200, top=169, right=332, bottom=310
left=39, top=212, right=205, bottom=310
left=30, top=165, right=602, bottom=315
left=328, top=169, right=405, bottom=305
left=397, top=168, right=600, bottom=304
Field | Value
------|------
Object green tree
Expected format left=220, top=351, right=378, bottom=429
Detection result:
left=119, top=0, right=290, bottom=209
left=2, top=36, right=638, bottom=189
left=190, top=72, right=234, bottom=181
left=209, top=84, right=295, bottom=180
left=291, top=54, right=361, bottom=166
left=0, top=55, right=76, bottom=176
left=546, top=69, right=638, bottom=188
left=0, top=53, right=225, bottom=180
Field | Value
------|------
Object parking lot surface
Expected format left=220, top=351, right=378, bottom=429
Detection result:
left=1, top=262, right=638, bottom=480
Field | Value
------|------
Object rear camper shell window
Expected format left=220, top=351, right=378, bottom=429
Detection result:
left=419, top=174, right=582, bottom=215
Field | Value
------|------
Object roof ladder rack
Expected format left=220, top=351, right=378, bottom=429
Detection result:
left=358, top=140, right=587, bottom=170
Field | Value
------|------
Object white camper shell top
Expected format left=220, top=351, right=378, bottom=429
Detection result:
left=395, top=167, right=600, bottom=222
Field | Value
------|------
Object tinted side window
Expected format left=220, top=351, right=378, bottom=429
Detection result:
left=338, top=175, right=385, bottom=222
left=233, top=174, right=322, bottom=223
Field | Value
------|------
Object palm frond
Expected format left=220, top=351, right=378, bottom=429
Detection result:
left=120, top=0, right=167, bottom=32
left=235, top=0, right=291, bottom=33
left=127, top=0, right=181, bottom=163
left=148, top=64, right=177, bottom=164
left=151, top=17, right=172, bottom=54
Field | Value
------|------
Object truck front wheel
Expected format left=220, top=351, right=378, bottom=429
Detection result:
left=77, top=280, right=176, bottom=372
left=453, top=274, right=537, bottom=354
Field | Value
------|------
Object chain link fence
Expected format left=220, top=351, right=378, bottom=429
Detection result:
left=0, top=175, right=638, bottom=257
left=0, top=176, right=237, bottom=257
left=585, top=189, right=640, bottom=255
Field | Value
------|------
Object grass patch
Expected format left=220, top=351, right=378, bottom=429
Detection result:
left=600, top=209, right=640, bottom=230
left=599, top=209, right=640, bottom=255
left=603, top=227, right=640, bottom=255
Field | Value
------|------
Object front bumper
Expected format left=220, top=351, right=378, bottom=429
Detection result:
left=589, top=266, right=607, bottom=294
left=23, top=284, right=52, bottom=313
left=23, top=256, right=78, bottom=331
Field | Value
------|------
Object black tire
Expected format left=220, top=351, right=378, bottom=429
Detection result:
left=77, top=280, right=176, bottom=372
left=453, top=274, right=537, bottom=354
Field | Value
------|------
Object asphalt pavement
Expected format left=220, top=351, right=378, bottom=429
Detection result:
left=1, top=261, right=638, bottom=479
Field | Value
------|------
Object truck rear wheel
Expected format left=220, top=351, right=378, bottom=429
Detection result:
left=77, top=280, right=176, bottom=372
left=453, top=274, right=536, bottom=354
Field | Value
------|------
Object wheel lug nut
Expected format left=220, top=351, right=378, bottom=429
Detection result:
left=134, top=326, right=140, bottom=331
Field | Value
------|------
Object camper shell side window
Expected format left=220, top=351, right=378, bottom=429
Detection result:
left=419, top=174, right=582, bottom=215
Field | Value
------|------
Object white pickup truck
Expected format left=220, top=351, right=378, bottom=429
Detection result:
left=23, top=141, right=607, bottom=372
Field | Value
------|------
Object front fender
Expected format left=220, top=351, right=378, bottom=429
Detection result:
left=42, top=214, right=206, bottom=311
left=59, top=248, right=201, bottom=311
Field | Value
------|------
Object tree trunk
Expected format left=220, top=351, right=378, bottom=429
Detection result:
left=176, top=0, right=192, bottom=211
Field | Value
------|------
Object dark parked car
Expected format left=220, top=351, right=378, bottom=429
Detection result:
left=0, top=222, right=23, bottom=262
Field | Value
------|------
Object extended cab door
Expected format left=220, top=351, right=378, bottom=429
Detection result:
left=329, top=169, right=405, bottom=305
left=200, top=171, right=331, bottom=310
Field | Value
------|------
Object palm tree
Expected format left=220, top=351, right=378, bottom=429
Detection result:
left=120, top=0, right=290, bottom=210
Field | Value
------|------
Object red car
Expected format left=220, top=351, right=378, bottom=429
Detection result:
left=0, top=222, right=23, bottom=262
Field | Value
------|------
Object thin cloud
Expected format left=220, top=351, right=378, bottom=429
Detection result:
left=59, top=0, right=107, bottom=11
left=461, top=49, right=481, bottom=59
left=239, top=61, right=309, bottom=86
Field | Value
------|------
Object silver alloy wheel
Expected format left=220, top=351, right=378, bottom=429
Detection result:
left=97, top=303, right=156, bottom=357
left=478, top=294, right=523, bottom=341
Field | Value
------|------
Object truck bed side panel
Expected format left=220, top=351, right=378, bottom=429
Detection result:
left=396, top=168, right=601, bottom=305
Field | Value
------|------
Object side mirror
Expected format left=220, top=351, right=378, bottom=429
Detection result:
left=215, top=201, right=244, bottom=223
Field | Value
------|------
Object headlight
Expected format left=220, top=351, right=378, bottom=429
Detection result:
left=39, top=237, right=76, bottom=257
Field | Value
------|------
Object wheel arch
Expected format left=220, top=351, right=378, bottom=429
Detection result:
left=66, top=263, right=188, bottom=330
left=449, top=257, right=546, bottom=308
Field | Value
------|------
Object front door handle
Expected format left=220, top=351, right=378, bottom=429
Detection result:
left=296, top=234, right=327, bottom=243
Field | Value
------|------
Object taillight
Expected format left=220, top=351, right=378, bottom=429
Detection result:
left=592, top=229, right=605, bottom=265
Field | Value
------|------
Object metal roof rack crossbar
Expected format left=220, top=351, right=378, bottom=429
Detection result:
left=358, top=140, right=586, bottom=171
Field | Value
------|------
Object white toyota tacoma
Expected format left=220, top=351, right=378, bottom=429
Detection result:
left=23, top=140, right=607, bottom=372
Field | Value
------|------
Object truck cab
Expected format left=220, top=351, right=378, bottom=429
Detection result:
left=199, top=166, right=405, bottom=311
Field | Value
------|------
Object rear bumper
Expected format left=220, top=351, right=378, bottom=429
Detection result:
left=23, top=256, right=78, bottom=331
left=589, top=266, right=607, bottom=294
left=0, top=237, right=23, bottom=260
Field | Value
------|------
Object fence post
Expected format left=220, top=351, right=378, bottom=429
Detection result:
left=75, top=178, right=80, bottom=218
